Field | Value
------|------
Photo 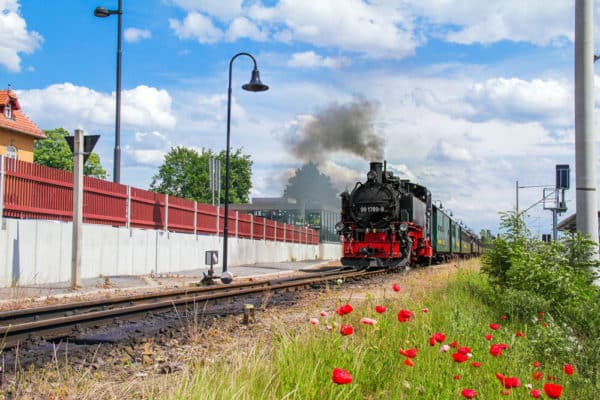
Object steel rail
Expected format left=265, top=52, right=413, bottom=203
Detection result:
left=0, top=269, right=381, bottom=348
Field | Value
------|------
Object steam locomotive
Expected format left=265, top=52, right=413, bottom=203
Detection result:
left=336, top=161, right=482, bottom=270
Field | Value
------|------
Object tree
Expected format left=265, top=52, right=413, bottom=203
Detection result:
left=150, top=146, right=253, bottom=204
left=34, top=128, right=107, bottom=179
left=283, top=162, right=339, bottom=209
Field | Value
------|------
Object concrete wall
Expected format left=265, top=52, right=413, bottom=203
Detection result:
left=0, top=218, right=341, bottom=287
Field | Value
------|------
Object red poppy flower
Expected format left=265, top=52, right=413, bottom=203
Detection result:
left=450, top=340, right=459, bottom=348
left=538, top=311, right=545, bottom=317
left=428, top=336, right=436, bottom=346
left=532, top=361, right=541, bottom=368
left=422, top=307, right=429, bottom=313
left=309, top=318, right=319, bottom=325
left=532, top=371, right=542, bottom=381
left=530, top=389, right=542, bottom=398
left=503, top=377, right=521, bottom=389
left=452, top=352, right=469, bottom=363
left=501, top=315, right=507, bottom=320
left=375, top=305, right=387, bottom=314
left=454, top=374, right=461, bottom=380
left=458, top=346, right=471, bottom=355
left=360, top=317, right=377, bottom=325
left=471, top=361, right=482, bottom=367
left=489, top=323, right=501, bottom=330
left=543, top=383, right=563, bottom=398
left=485, top=334, right=493, bottom=340
left=320, top=311, right=328, bottom=316
left=397, top=309, right=413, bottom=322
left=399, top=348, right=418, bottom=358
left=433, top=332, right=446, bottom=343
left=516, top=331, right=525, bottom=337
left=543, top=323, right=549, bottom=327
left=340, top=324, right=354, bottom=336
left=332, top=368, right=352, bottom=384
left=403, top=357, right=414, bottom=367
left=563, top=363, right=574, bottom=375
left=336, top=304, right=353, bottom=316
left=461, top=388, right=477, bottom=398
left=392, top=283, right=401, bottom=292
left=489, top=344, right=504, bottom=357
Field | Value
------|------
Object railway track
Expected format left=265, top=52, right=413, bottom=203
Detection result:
left=0, top=268, right=383, bottom=348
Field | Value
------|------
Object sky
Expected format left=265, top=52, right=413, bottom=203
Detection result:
left=2, top=0, right=599, bottom=236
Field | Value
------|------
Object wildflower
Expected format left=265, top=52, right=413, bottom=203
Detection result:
left=332, top=368, right=352, bottom=385
left=543, top=383, right=563, bottom=399
left=563, top=363, right=574, bottom=375
left=485, top=334, right=493, bottom=341
left=458, top=346, right=471, bottom=355
left=532, top=361, right=541, bottom=368
left=516, top=331, right=525, bottom=337
left=397, top=309, right=413, bottom=322
left=530, top=389, right=542, bottom=398
left=375, top=305, right=387, bottom=314
left=538, top=311, right=545, bottom=317
left=461, top=388, right=477, bottom=398
left=454, top=374, right=461, bottom=380
left=498, top=375, right=521, bottom=389
left=502, top=390, right=511, bottom=395
left=490, top=344, right=506, bottom=357
left=422, top=307, right=429, bottom=313
left=336, top=304, right=353, bottom=316
left=532, top=371, right=542, bottom=381
left=433, top=332, right=446, bottom=343
left=340, top=324, right=354, bottom=336
left=399, top=348, right=418, bottom=358
left=501, top=315, right=507, bottom=320
left=525, top=384, right=533, bottom=390
left=360, top=317, right=377, bottom=325
left=392, top=283, right=401, bottom=292
left=320, top=311, right=328, bottom=317
left=471, top=361, right=482, bottom=368
left=309, top=318, right=319, bottom=325
left=452, top=352, right=469, bottom=363
left=489, top=323, right=501, bottom=330
left=449, top=340, right=459, bottom=348
left=439, top=344, right=451, bottom=353
left=404, top=358, right=414, bottom=367
left=429, top=336, right=436, bottom=346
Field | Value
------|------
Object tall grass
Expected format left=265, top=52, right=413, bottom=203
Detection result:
left=166, top=263, right=594, bottom=399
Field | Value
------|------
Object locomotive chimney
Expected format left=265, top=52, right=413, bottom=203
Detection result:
left=369, top=162, right=383, bottom=183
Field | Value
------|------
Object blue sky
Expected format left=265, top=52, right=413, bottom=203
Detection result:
left=2, top=0, right=599, bottom=235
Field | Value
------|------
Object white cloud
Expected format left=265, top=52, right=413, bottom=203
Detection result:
left=427, top=140, right=474, bottom=162
left=170, top=0, right=243, bottom=20
left=169, top=12, right=223, bottom=43
left=412, top=0, right=573, bottom=45
left=124, top=27, right=151, bottom=43
left=288, top=51, right=349, bottom=69
left=226, top=17, right=267, bottom=42
left=0, top=0, right=43, bottom=72
left=16, top=83, right=176, bottom=131
left=124, top=148, right=166, bottom=166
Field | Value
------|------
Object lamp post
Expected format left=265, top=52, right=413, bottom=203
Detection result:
left=94, top=0, right=123, bottom=183
left=222, top=52, right=268, bottom=284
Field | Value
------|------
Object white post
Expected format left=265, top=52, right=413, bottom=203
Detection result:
left=575, top=0, right=599, bottom=269
left=71, top=129, right=84, bottom=289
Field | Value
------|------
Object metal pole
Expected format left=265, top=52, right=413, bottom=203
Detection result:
left=71, top=129, right=84, bottom=289
left=113, top=0, right=123, bottom=183
left=552, top=209, right=558, bottom=241
left=575, top=0, right=599, bottom=261
left=515, top=180, right=519, bottom=215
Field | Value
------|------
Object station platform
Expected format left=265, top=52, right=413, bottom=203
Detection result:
left=0, top=259, right=340, bottom=308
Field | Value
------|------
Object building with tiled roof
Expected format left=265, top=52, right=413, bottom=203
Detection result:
left=0, top=89, right=46, bottom=162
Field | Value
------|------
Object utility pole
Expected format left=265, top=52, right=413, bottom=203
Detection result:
left=574, top=0, right=599, bottom=263
left=71, top=129, right=84, bottom=288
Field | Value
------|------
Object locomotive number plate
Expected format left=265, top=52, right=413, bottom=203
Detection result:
left=360, top=205, right=385, bottom=213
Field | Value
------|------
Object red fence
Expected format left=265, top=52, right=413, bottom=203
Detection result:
left=0, top=157, right=318, bottom=245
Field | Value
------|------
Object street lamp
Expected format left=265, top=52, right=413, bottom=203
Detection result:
left=222, top=52, right=269, bottom=284
left=94, top=0, right=123, bottom=183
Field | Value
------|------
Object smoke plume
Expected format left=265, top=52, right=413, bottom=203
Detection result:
left=287, top=99, right=385, bottom=162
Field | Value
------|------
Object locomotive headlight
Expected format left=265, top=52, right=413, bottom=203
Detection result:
left=399, top=223, right=408, bottom=232
left=335, top=222, right=345, bottom=232
left=367, top=170, right=377, bottom=181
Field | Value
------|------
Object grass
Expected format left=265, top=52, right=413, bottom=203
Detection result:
left=1, top=260, right=596, bottom=399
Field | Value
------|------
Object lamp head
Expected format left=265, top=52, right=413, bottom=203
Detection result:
left=242, top=68, right=269, bottom=92
left=94, top=6, right=111, bottom=17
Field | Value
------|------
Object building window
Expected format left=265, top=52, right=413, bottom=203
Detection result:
left=5, top=145, right=17, bottom=159
left=4, top=103, right=12, bottom=119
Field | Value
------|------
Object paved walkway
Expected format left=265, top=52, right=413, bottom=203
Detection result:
left=0, top=260, right=339, bottom=305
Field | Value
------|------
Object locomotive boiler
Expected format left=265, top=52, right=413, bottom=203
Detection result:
left=336, top=161, right=433, bottom=269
